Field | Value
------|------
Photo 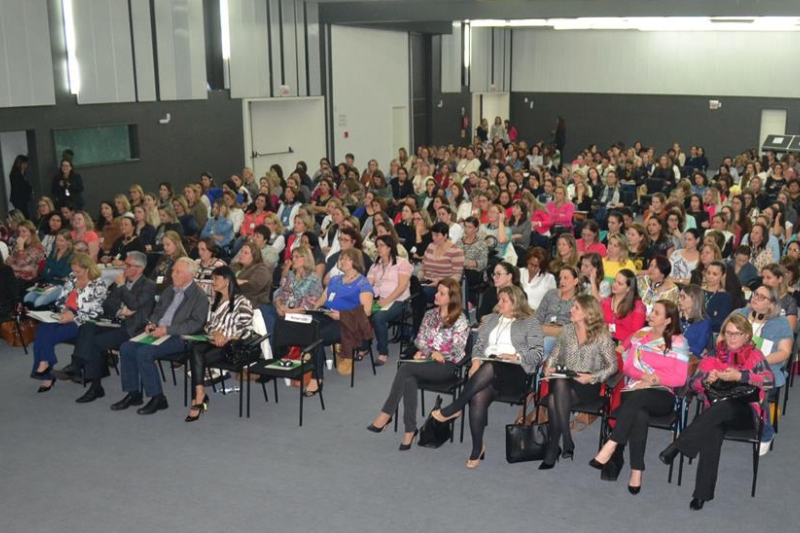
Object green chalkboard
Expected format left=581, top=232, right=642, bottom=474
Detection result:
left=53, top=124, right=137, bottom=167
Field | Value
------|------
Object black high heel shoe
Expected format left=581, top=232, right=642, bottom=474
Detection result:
left=398, top=429, right=418, bottom=451
left=562, top=446, right=575, bottom=460
left=539, top=447, right=561, bottom=470
left=588, top=458, right=608, bottom=470
left=366, top=417, right=393, bottom=433
left=185, top=394, right=210, bottom=422
left=303, top=382, right=323, bottom=398
left=37, top=378, right=56, bottom=393
left=689, top=498, right=706, bottom=511
left=35, top=364, right=53, bottom=377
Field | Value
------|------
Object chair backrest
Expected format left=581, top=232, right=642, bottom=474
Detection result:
left=272, top=317, right=320, bottom=353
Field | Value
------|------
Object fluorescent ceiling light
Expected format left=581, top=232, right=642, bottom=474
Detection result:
left=62, top=0, right=80, bottom=94
left=220, top=0, right=231, bottom=60
left=467, top=17, right=800, bottom=31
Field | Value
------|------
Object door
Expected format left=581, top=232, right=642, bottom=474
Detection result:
left=246, top=98, right=326, bottom=179
left=391, top=106, right=409, bottom=156
left=759, top=109, right=787, bottom=155
left=0, top=131, right=30, bottom=215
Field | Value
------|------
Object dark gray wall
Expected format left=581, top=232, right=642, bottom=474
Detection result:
left=0, top=0, right=244, bottom=216
left=410, top=33, right=431, bottom=148
left=0, top=91, right=244, bottom=215
left=511, top=92, right=800, bottom=167
left=430, top=36, right=472, bottom=146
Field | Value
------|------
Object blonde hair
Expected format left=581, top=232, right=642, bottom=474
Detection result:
left=575, top=294, right=609, bottom=343
left=290, top=246, right=315, bottom=275
left=74, top=211, right=95, bottom=232
left=18, top=221, right=41, bottom=249
left=162, top=230, right=188, bottom=259
left=495, top=285, right=534, bottom=318
left=70, top=252, right=101, bottom=280
left=607, top=233, right=630, bottom=263
left=114, top=194, right=131, bottom=213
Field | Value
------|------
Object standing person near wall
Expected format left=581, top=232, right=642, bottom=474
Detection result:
left=52, top=159, right=84, bottom=209
left=9, top=155, right=33, bottom=219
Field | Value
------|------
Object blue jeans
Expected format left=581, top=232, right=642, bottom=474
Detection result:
left=259, top=304, right=278, bottom=342
left=24, top=287, right=63, bottom=309
left=32, top=322, right=79, bottom=381
left=543, top=336, right=557, bottom=359
left=119, top=336, right=185, bottom=397
left=371, top=301, right=405, bottom=356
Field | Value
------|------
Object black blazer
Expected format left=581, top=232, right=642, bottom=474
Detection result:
left=51, top=173, right=84, bottom=209
left=103, top=275, right=157, bottom=336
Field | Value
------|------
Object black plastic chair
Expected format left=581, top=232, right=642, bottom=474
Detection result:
left=1, top=299, right=29, bottom=354
left=721, top=398, right=769, bottom=497
left=154, top=344, right=190, bottom=407
left=393, top=332, right=474, bottom=442
left=248, top=319, right=324, bottom=426
left=205, top=333, right=271, bottom=418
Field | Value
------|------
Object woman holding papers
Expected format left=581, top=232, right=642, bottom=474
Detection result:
left=590, top=300, right=689, bottom=494
left=31, top=253, right=107, bottom=392
left=367, top=235, right=412, bottom=366
left=430, top=286, right=544, bottom=468
left=368, top=278, right=468, bottom=450
left=186, top=266, right=253, bottom=422
left=541, top=295, right=617, bottom=469
left=23, top=229, right=73, bottom=308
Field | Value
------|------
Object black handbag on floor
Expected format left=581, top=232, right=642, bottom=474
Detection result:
left=418, top=396, right=453, bottom=448
left=505, top=394, right=549, bottom=464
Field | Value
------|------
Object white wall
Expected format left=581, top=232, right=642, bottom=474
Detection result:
left=512, top=29, right=800, bottom=98
left=0, top=0, right=56, bottom=108
left=244, top=97, right=326, bottom=179
left=331, top=26, right=409, bottom=168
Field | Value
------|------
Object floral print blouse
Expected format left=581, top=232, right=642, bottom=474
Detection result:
left=414, top=308, right=470, bottom=363
left=273, top=271, right=322, bottom=310
left=55, top=274, right=108, bottom=325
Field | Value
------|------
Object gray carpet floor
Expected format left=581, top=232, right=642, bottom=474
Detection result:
left=0, top=340, right=797, bottom=533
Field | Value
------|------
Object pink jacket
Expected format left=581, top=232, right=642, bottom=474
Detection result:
left=546, top=201, right=574, bottom=228
left=623, top=328, right=690, bottom=388
left=531, top=210, right=553, bottom=234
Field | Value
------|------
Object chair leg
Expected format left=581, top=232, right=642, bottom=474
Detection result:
left=420, top=391, right=426, bottom=417
left=262, top=382, right=269, bottom=403
left=157, top=360, right=166, bottom=382
left=273, top=378, right=279, bottom=403
left=751, top=442, right=760, bottom=497
left=170, top=364, right=177, bottom=387
left=394, top=406, right=399, bottom=433
left=369, top=344, right=376, bottom=376
left=298, top=379, right=305, bottom=426
left=15, top=319, right=29, bottom=354
left=782, top=380, right=790, bottom=415
left=677, top=453, right=684, bottom=486
left=183, top=363, right=188, bottom=407
left=246, top=371, right=251, bottom=418
left=317, top=377, right=325, bottom=411
left=238, top=368, right=244, bottom=418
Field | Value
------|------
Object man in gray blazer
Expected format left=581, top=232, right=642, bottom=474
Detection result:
left=74, top=251, right=156, bottom=404
left=111, top=258, right=209, bottom=415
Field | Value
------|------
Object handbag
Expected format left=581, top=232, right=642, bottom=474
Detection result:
left=505, top=394, right=549, bottom=464
left=222, top=333, right=267, bottom=367
left=418, top=396, right=453, bottom=448
left=705, top=379, right=759, bottom=404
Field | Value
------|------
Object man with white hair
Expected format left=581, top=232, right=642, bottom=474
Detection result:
left=111, top=257, right=208, bottom=415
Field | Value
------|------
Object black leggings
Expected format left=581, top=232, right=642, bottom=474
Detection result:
left=380, top=361, right=458, bottom=432
left=440, top=362, right=528, bottom=459
left=608, top=388, right=675, bottom=471
left=190, top=343, right=224, bottom=390
left=545, top=378, right=601, bottom=461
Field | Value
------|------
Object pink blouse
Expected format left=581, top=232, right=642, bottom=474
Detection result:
left=577, top=239, right=607, bottom=257
left=546, top=201, right=574, bottom=228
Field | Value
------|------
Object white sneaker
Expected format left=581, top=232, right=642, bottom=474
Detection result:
left=759, top=439, right=773, bottom=456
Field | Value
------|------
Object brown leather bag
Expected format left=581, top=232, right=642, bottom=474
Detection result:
left=1, top=318, right=36, bottom=347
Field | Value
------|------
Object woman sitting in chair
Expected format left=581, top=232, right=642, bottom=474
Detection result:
left=367, top=278, right=469, bottom=449
left=186, top=266, right=254, bottom=422
left=261, top=245, right=322, bottom=341
left=658, top=313, right=774, bottom=511
left=590, top=300, right=690, bottom=494
left=430, top=285, right=544, bottom=468
left=367, top=235, right=412, bottom=366
left=309, top=248, right=374, bottom=396
left=541, top=294, right=617, bottom=469
left=31, top=253, right=107, bottom=392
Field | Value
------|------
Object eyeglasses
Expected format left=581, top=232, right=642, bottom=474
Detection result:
left=751, top=292, right=773, bottom=303
left=722, top=330, right=747, bottom=338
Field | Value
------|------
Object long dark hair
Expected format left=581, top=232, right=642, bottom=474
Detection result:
left=210, top=265, right=241, bottom=312
left=437, top=278, right=463, bottom=328
left=656, top=299, right=682, bottom=353
left=375, top=234, right=398, bottom=266
left=613, top=268, right=639, bottom=319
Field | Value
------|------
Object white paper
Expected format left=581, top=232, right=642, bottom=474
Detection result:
left=27, top=310, right=61, bottom=323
